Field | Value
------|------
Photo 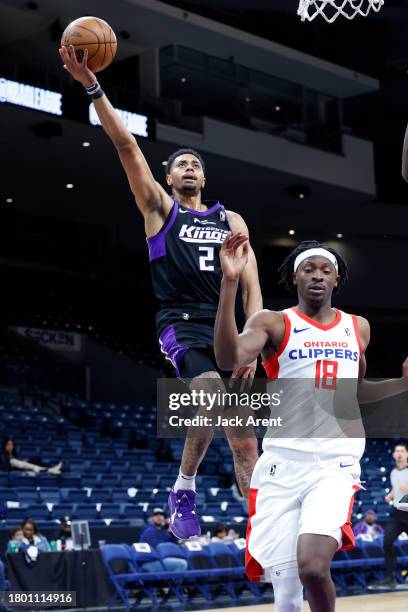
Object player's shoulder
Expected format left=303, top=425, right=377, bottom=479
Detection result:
left=245, top=308, right=285, bottom=329
left=341, top=310, right=370, bottom=334
left=224, top=209, right=249, bottom=232
left=354, top=315, right=370, bottom=336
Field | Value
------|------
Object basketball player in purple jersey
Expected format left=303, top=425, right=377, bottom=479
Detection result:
left=59, top=46, right=262, bottom=539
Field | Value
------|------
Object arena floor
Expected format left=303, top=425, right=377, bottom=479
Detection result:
left=204, top=591, right=408, bottom=611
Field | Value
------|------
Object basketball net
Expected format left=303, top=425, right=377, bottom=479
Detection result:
left=298, top=0, right=384, bottom=23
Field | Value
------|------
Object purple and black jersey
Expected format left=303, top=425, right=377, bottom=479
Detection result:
left=147, top=198, right=230, bottom=305
left=147, top=198, right=231, bottom=377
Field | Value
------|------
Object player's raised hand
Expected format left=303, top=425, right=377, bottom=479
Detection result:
left=220, top=232, right=249, bottom=281
left=229, top=360, right=257, bottom=390
left=59, top=45, right=96, bottom=88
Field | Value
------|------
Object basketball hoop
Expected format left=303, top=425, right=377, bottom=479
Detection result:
left=297, top=0, right=384, bottom=23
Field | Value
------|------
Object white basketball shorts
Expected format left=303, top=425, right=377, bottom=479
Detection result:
left=245, top=446, right=361, bottom=581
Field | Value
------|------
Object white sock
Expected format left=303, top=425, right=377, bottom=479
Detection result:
left=174, top=470, right=196, bottom=492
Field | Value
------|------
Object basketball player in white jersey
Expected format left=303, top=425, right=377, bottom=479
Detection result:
left=214, top=236, right=408, bottom=612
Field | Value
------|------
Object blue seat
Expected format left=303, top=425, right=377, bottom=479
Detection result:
left=156, top=542, right=186, bottom=561
left=5, top=507, right=28, bottom=521
left=100, top=504, right=122, bottom=519
left=39, top=489, right=61, bottom=504
left=27, top=504, right=50, bottom=520
left=206, top=489, right=234, bottom=503
left=226, top=502, right=247, bottom=517
left=74, top=504, right=99, bottom=520
left=0, top=488, right=18, bottom=501
left=89, top=490, right=112, bottom=503
left=9, top=473, right=38, bottom=487
left=121, top=475, right=139, bottom=488
left=111, top=490, right=132, bottom=503
left=398, top=540, right=408, bottom=557
left=51, top=503, right=75, bottom=519
left=64, top=489, right=89, bottom=503
left=122, top=505, right=145, bottom=519
left=140, top=476, right=159, bottom=489
left=152, top=491, right=169, bottom=505
left=97, top=475, right=120, bottom=488
left=205, top=503, right=225, bottom=517
left=207, top=542, right=248, bottom=598
left=101, top=544, right=160, bottom=610
left=61, top=476, right=81, bottom=488
left=129, top=543, right=162, bottom=569
left=182, top=545, right=217, bottom=601
left=81, top=475, right=100, bottom=488
left=135, top=490, right=154, bottom=503
left=160, top=476, right=176, bottom=489
left=88, top=461, right=110, bottom=473
left=110, top=462, right=129, bottom=474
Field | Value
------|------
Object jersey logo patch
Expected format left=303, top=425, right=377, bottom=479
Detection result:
left=182, top=313, right=189, bottom=320
left=178, top=224, right=229, bottom=244
left=344, top=328, right=351, bottom=336
left=193, top=218, right=216, bottom=225
left=269, top=464, right=277, bottom=477
left=220, top=210, right=226, bottom=221
left=293, top=327, right=310, bottom=334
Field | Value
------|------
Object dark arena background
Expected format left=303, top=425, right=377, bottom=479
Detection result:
left=0, top=0, right=408, bottom=610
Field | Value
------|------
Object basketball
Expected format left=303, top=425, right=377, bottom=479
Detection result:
left=61, top=17, right=117, bottom=73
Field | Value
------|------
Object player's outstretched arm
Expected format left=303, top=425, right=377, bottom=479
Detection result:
left=59, top=46, right=171, bottom=226
left=214, top=233, right=269, bottom=370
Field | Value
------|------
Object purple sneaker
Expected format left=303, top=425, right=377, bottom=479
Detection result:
left=168, top=488, right=201, bottom=539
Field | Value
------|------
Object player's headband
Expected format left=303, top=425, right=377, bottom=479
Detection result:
left=294, top=248, right=338, bottom=273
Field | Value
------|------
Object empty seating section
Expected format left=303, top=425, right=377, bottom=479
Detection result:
left=0, top=395, right=247, bottom=528
left=0, top=398, right=404, bottom=529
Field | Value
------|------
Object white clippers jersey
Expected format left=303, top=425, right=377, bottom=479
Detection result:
left=262, top=307, right=365, bottom=459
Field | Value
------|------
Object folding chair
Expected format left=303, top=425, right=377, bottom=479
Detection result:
left=208, top=542, right=243, bottom=600
left=101, top=544, right=145, bottom=610
left=228, top=539, right=262, bottom=597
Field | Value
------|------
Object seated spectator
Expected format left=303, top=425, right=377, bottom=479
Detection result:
left=16, top=519, right=51, bottom=553
left=7, top=527, right=24, bottom=552
left=211, top=524, right=240, bottom=544
left=211, top=523, right=228, bottom=542
left=1, top=438, right=62, bottom=474
left=139, top=508, right=187, bottom=573
left=353, top=509, right=384, bottom=539
left=59, top=517, right=73, bottom=550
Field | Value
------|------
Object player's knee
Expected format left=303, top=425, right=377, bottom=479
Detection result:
left=298, top=559, right=330, bottom=588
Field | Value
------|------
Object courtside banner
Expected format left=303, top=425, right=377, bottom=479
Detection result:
left=9, top=326, right=83, bottom=352
left=156, top=377, right=408, bottom=438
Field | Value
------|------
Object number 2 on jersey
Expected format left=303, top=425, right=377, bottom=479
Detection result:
left=315, top=359, right=338, bottom=390
left=198, top=246, right=215, bottom=271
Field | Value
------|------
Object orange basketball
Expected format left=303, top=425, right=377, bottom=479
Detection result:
left=61, top=16, right=117, bottom=73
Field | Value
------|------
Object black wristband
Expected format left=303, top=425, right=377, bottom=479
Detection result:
left=85, top=81, right=104, bottom=99
left=91, top=88, right=104, bottom=100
